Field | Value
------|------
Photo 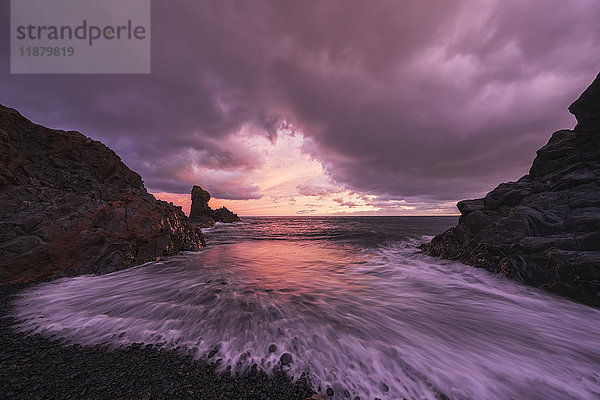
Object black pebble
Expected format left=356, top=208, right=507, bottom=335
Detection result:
left=0, top=285, right=318, bottom=400
left=326, top=387, right=334, bottom=396
left=268, top=344, right=277, bottom=353
left=280, top=352, right=292, bottom=365
left=343, top=389, right=350, bottom=397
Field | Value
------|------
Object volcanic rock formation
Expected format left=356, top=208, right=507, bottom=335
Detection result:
left=0, top=104, right=205, bottom=283
left=189, top=185, right=241, bottom=227
left=422, top=73, right=600, bottom=307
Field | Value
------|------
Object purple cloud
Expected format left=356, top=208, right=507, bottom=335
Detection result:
left=333, top=198, right=359, bottom=208
left=1, top=0, right=599, bottom=204
left=296, top=183, right=340, bottom=197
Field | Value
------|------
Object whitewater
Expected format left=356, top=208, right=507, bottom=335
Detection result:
left=11, top=217, right=600, bottom=399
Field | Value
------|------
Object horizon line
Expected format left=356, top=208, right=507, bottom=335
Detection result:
left=234, top=214, right=461, bottom=218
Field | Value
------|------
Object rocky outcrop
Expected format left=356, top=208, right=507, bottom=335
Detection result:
left=0, top=104, right=205, bottom=284
left=212, top=206, right=242, bottom=223
left=189, top=185, right=241, bottom=227
left=189, top=186, right=214, bottom=227
left=422, top=73, right=600, bottom=307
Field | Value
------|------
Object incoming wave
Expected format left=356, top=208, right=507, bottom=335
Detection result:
left=11, top=238, right=600, bottom=399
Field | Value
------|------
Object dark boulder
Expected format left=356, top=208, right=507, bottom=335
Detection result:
left=280, top=352, right=293, bottom=365
left=189, top=185, right=241, bottom=227
left=422, top=73, right=600, bottom=307
left=212, top=206, right=241, bottom=223
left=0, top=104, right=204, bottom=284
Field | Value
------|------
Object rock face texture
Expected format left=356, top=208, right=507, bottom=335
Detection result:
left=189, top=185, right=241, bottom=227
left=0, top=104, right=205, bottom=284
left=422, top=73, right=600, bottom=307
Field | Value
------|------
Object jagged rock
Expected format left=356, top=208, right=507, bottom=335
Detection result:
left=422, top=73, right=600, bottom=307
left=570, top=72, right=600, bottom=132
left=189, top=186, right=215, bottom=227
left=212, top=206, right=241, bottom=223
left=189, top=185, right=241, bottom=227
left=0, top=104, right=205, bottom=284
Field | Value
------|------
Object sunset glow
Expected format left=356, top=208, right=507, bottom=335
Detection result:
left=3, top=1, right=600, bottom=399
left=153, top=130, right=458, bottom=216
left=4, top=1, right=598, bottom=217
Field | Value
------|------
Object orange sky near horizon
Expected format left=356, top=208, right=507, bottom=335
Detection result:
left=152, top=131, right=459, bottom=217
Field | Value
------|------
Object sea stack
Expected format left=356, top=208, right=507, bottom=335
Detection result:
left=189, top=185, right=241, bottom=227
left=0, top=105, right=205, bottom=284
left=422, top=73, right=600, bottom=307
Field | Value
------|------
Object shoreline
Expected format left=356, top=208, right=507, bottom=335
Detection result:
left=0, top=283, right=317, bottom=400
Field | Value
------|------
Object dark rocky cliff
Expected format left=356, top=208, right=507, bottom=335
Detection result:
left=0, top=104, right=205, bottom=283
left=422, top=73, right=600, bottom=307
left=189, top=185, right=241, bottom=227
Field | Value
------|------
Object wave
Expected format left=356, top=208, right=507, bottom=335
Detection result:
left=11, top=237, right=600, bottom=399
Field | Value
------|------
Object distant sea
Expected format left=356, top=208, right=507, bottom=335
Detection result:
left=12, top=217, right=600, bottom=399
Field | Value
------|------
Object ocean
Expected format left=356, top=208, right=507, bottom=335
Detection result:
left=11, top=217, right=600, bottom=399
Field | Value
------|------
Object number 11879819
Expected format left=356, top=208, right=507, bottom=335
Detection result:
left=19, top=47, right=75, bottom=56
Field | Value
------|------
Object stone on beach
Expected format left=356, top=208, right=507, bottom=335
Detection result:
left=280, top=352, right=293, bottom=365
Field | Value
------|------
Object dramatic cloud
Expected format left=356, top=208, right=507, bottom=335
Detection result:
left=1, top=0, right=599, bottom=213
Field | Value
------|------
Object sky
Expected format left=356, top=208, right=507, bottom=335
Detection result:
left=1, top=0, right=599, bottom=216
